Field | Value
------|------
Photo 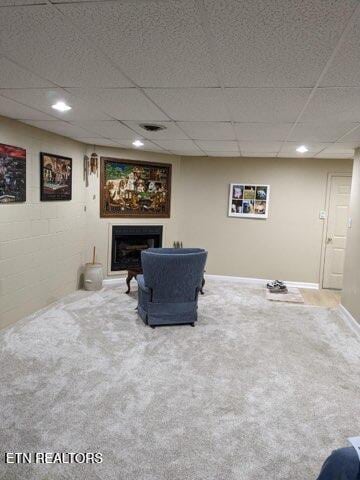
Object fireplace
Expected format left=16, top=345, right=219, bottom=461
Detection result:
left=111, top=225, right=163, bottom=271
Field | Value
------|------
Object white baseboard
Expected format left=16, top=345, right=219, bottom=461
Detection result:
left=103, top=274, right=318, bottom=290
left=338, top=303, right=360, bottom=338
left=204, top=274, right=319, bottom=290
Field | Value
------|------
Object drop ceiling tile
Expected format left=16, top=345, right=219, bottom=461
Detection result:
left=71, top=121, right=135, bottom=139
left=239, top=142, right=282, bottom=153
left=170, top=150, right=204, bottom=156
left=320, top=15, right=360, bottom=87
left=145, top=89, right=229, bottom=121
left=205, top=151, right=240, bottom=157
left=301, top=88, right=360, bottom=123
left=0, top=0, right=45, bottom=4
left=110, top=140, right=164, bottom=152
left=67, top=88, right=167, bottom=121
left=195, top=141, right=238, bottom=152
left=123, top=121, right=188, bottom=140
left=178, top=122, right=235, bottom=140
left=319, top=143, right=357, bottom=154
left=71, top=137, right=125, bottom=147
left=234, top=123, right=292, bottom=141
left=22, top=120, right=96, bottom=138
left=57, top=0, right=218, bottom=87
left=316, top=152, right=354, bottom=159
left=0, top=88, right=110, bottom=121
left=226, top=88, right=311, bottom=122
left=336, top=125, right=360, bottom=143
left=0, top=95, right=56, bottom=120
left=280, top=142, right=329, bottom=155
left=154, top=139, right=202, bottom=152
left=204, top=0, right=358, bottom=87
left=0, top=5, right=132, bottom=88
left=288, top=122, right=358, bottom=143
left=241, top=152, right=278, bottom=157
left=0, top=57, right=53, bottom=88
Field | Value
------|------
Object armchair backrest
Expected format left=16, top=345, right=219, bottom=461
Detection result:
left=141, top=248, right=207, bottom=302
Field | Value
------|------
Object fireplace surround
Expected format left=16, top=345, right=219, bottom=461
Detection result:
left=110, top=225, right=163, bottom=272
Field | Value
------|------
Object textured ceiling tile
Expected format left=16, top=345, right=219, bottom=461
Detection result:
left=234, top=123, right=292, bottom=141
left=321, top=15, right=360, bottom=87
left=204, top=0, right=358, bottom=87
left=0, top=88, right=110, bottom=120
left=22, top=120, right=96, bottom=138
left=195, top=140, right=238, bottom=152
left=169, top=150, right=204, bottom=156
left=226, top=88, right=311, bottom=122
left=145, top=89, right=230, bottom=121
left=67, top=88, right=167, bottom=121
left=123, top=121, right=188, bottom=140
left=71, top=121, right=136, bottom=139
left=241, top=152, right=278, bottom=157
left=0, top=0, right=45, bottom=4
left=288, top=122, right=358, bottom=143
left=0, top=5, right=132, bottom=87
left=301, top=88, right=360, bottom=123
left=71, top=137, right=124, bottom=147
left=205, top=151, right=240, bottom=157
left=0, top=57, right=53, bottom=88
left=178, top=122, right=235, bottom=140
left=107, top=140, right=164, bottom=151
left=337, top=126, right=360, bottom=142
left=0, top=95, right=56, bottom=120
left=320, top=143, right=357, bottom=154
left=239, top=142, right=282, bottom=153
left=154, top=139, right=202, bottom=152
left=279, top=142, right=329, bottom=156
left=316, top=152, right=354, bottom=159
left=57, top=0, right=218, bottom=87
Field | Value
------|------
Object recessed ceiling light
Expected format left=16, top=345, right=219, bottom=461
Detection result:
left=296, top=145, right=308, bottom=153
left=132, top=140, right=144, bottom=147
left=51, top=101, right=72, bottom=112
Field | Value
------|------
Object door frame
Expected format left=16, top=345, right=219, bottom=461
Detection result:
left=319, top=172, right=352, bottom=290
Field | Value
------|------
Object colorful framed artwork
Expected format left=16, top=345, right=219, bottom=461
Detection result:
left=40, top=152, right=72, bottom=201
left=0, top=143, right=26, bottom=203
left=100, top=157, right=171, bottom=218
left=228, top=183, right=270, bottom=219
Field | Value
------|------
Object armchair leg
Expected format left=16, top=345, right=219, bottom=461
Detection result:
left=150, top=325, right=156, bottom=329
left=190, top=323, right=195, bottom=327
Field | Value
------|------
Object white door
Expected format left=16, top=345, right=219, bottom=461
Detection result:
left=323, top=175, right=352, bottom=289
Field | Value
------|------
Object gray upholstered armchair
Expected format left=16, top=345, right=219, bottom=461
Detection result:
left=136, top=248, right=207, bottom=328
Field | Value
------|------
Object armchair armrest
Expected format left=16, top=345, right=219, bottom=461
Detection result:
left=137, top=275, right=151, bottom=295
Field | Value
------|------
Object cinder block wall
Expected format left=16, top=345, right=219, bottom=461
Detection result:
left=0, top=117, right=87, bottom=329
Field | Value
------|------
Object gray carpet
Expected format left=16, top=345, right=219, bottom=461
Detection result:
left=1, top=278, right=359, bottom=480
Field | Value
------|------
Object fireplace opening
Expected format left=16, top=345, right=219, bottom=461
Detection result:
left=111, top=225, right=163, bottom=271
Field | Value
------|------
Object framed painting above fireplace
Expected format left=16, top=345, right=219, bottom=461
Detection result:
left=100, top=157, right=171, bottom=218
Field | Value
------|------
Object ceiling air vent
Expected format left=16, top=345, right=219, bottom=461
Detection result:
left=139, top=123, right=166, bottom=132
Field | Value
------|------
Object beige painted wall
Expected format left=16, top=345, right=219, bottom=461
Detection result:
left=342, top=149, right=360, bottom=322
left=82, top=145, right=182, bottom=274
left=179, top=156, right=353, bottom=284
left=0, top=116, right=356, bottom=329
left=0, top=116, right=87, bottom=329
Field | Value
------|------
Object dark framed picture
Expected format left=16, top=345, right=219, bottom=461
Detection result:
left=40, top=152, right=72, bottom=201
left=100, top=157, right=171, bottom=218
left=228, top=183, right=270, bottom=219
left=0, top=143, right=26, bottom=203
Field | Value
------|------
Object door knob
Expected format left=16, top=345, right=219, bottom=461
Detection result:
left=327, top=237, right=333, bottom=244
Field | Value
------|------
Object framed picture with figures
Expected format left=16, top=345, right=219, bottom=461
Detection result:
left=100, top=157, right=171, bottom=218
left=228, top=183, right=270, bottom=219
